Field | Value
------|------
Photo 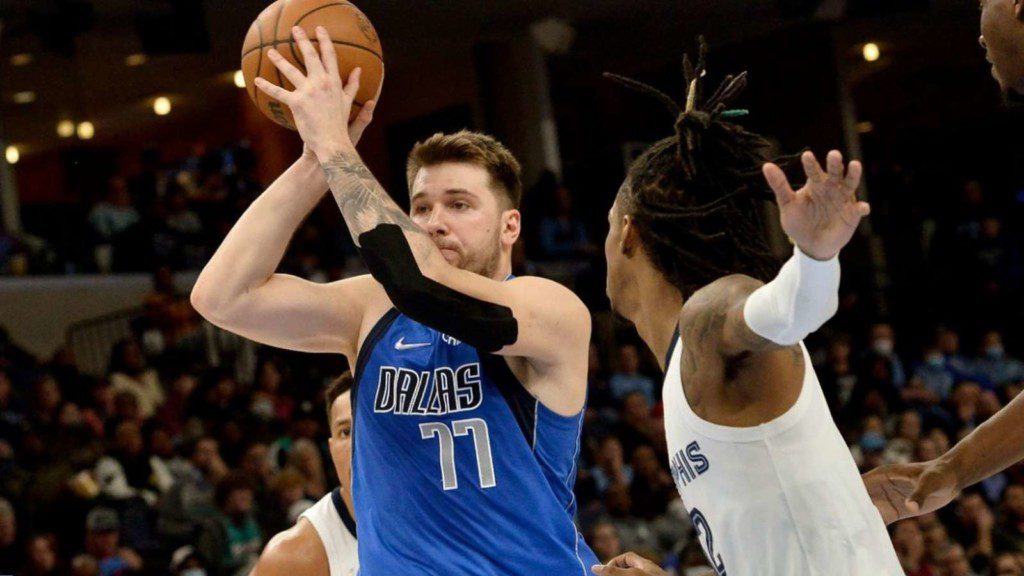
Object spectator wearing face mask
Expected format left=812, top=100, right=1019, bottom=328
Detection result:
left=974, top=331, right=1024, bottom=389
left=863, top=322, right=907, bottom=388
left=169, top=545, right=208, bottom=576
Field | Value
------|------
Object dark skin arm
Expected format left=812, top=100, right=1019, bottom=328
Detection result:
left=677, top=151, right=867, bottom=425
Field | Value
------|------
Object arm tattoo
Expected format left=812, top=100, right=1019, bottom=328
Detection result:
left=321, top=149, right=434, bottom=260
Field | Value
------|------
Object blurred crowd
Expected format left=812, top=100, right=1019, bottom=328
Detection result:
left=1, top=145, right=1024, bottom=576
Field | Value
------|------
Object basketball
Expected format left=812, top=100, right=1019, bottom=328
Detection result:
left=241, top=0, right=384, bottom=130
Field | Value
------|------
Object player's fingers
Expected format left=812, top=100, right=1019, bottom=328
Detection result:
left=844, top=159, right=863, bottom=192
left=265, top=49, right=306, bottom=87
left=763, top=163, right=796, bottom=207
left=591, top=565, right=641, bottom=576
left=826, top=149, right=844, bottom=182
left=348, top=100, right=375, bottom=144
left=291, top=26, right=324, bottom=76
left=343, top=67, right=362, bottom=100
left=801, top=150, right=826, bottom=183
left=253, top=77, right=294, bottom=104
left=315, top=26, right=340, bottom=78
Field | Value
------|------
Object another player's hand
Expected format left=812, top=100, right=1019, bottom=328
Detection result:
left=762, top=150, right=869, bottom=261
left=254, top=26, right=374, bottom=161
left=592, top=552, right=669, bottom=576
left=862, top=459, right=959, bottom=525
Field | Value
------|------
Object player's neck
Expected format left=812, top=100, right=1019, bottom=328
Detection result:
left=630, top=268, right=683, bottom=372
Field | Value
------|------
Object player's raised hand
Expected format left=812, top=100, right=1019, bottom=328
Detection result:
left=253, top=26, right=372, bottom=160
left=592, top=552, right=669, bottom=576
left=862, top=460, right=959, bottom=524
left=762, top=150, right=869, bottom=261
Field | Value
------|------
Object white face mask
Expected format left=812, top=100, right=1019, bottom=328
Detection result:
left=872, top=339, right=894, bottom=357
left=925, top=353, right=945, bottom=368
left=181, top=569, right=206, bottom=576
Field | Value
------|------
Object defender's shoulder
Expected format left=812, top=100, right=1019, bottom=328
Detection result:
left=251, top=519, right=328, bottom=576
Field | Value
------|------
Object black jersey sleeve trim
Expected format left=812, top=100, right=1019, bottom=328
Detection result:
left=480, top=354, right=537, bottom=449
left=331, top=487, right=357, bottom=539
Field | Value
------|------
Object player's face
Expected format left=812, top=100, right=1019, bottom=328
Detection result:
left=604, top=195, right=637, bottom=316
left=979, top=0, right=1024, bottom=94
left=328, top=391, right=353, bottom=492
left=410, top=163, right=520, bottom=279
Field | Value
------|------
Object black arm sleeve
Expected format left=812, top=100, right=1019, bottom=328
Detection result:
left=357, top=224, right=519, bottom=352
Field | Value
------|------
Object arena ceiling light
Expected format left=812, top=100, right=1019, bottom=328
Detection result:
left=862, top=42, right=880, bottom=62
left=5, top=146, right=19, bottom=165
left=154, top=96, right=172, bottom=116
left=57, top=120, right=76, bottom=138
left=12, top=91, right=36, bottom=104
left=234, top=70, right=246, bottom=88
left=77, top=121, right=95, bottom=140
left=125, top=53, right=147, bottom=66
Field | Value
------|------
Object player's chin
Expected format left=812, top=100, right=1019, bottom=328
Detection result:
left=440, top=248, right=461, bottom=266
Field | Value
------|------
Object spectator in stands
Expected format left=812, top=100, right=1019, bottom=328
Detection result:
left=991, top=552, right=1024, bottom=575
left=628, top=444, right=673, bottom=520
left=538, top=185, right=596, bottom=260
left=93, top=420, right=173, bottom=505
left=910, top=341, right=956, bottom=403
left=588, top=520, right=624, bottom=564
left=938, top=543, right=981, bottom=576
left=975, top=330, right=1024, bottom=389
left=0, top=497, right=16, bottom=570
left=893, top=519, right=936, bottom=576
left=70, top=554, right=100, bottom=576
left=108, top=339, right=164, bottom=420
left=285, top=438, right=326, bottom=500
left=168, top=545, right=208, bottom=576
left=82, top=508, right=143, bottom=576
left=89, top=178, right=140, bottom=244
left=589, top=436, right=633, bottom=498
left=609, top=343, right=656, bottom=404
left=23, top=533, right=59, bottom=576
left=613, top=391, right=658, bottom=458
left=196, top=473, right=260, bottom=576
left=864, top=322, right=907, bottom=388
left=996, top=484, right=1024, bottom=553
left=158, top=437, right=226, bottom=544
left=249, top=359, right=294, bottom=426
left=0, top=368, right=26, bottom=445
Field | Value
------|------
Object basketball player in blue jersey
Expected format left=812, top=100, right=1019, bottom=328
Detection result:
left=592, top=42, right=901, bottom=575
left=252, top=373, right=358, bottom=576
left=195, top=25, right=598, bottom=575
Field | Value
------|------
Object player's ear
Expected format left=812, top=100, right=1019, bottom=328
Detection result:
left=501, top=208, right=521, bottom=246
left=1016, top=0, right=1023, bottom=21
left=620, top=214, right=639, bottom=257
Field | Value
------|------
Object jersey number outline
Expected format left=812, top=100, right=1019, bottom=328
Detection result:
left=419, top=418, right=496, bottom=491
left=691, top=507, right=727, bottom=576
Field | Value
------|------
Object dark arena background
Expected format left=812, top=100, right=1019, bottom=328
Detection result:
left=0, top=0, right=1023, bottom=574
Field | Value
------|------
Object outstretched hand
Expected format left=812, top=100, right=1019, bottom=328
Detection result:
left=254, top=26, right=375, bottom=160
left=862, top=460, right=959, bottom=524
left=762, top=150, right=869, bottom=261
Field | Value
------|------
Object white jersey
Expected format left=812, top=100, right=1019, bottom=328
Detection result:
left=300, top=489, right=359, bottom=576
left=662, top=335, right=902, bottom=576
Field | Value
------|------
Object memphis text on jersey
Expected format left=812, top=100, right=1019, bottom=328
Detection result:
left=670, top=441, right=710, bottom=489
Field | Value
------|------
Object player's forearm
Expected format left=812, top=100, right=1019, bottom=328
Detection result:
left=192, top=156, right=327, bottom=313
left=941, top=391, right=1024, bottom=490
left=741, top=246, right=840, bottom=347
left=319, top=146, right=443, bottom=275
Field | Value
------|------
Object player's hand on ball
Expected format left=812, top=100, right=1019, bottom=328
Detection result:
left=254, top=25, right=374, bottom=160
left=862, top=460, right=959, bottom=525
left=592, top=552, right=669, bottom=576
left=762, top=150, right=869, bottom=261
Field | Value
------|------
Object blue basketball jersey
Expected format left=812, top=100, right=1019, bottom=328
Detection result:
left=352, top=308, right=598, bottom=575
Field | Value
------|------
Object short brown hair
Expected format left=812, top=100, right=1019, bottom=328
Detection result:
left=325, top=371, right=353, bottom=422
left=406, top=130, right=523, bottom=209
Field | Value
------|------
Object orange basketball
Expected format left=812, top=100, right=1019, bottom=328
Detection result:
left=241, top=0, right=384, bottom=130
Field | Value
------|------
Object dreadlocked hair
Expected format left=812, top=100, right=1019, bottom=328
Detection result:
left=605, top=37, right=801, bottom=299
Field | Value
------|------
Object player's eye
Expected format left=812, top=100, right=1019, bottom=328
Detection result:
left=413, top=205, right=429, bottom=215
left=451, top=201, right=469, bottom=210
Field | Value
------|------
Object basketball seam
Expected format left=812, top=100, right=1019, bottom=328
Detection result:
left=273, top=0, right=288, bottom=106
left=252, top=9, right=266, bottom=109
left=293, top=0, right=380, bottom=59
left=241, top=38, right=383, bottom=63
